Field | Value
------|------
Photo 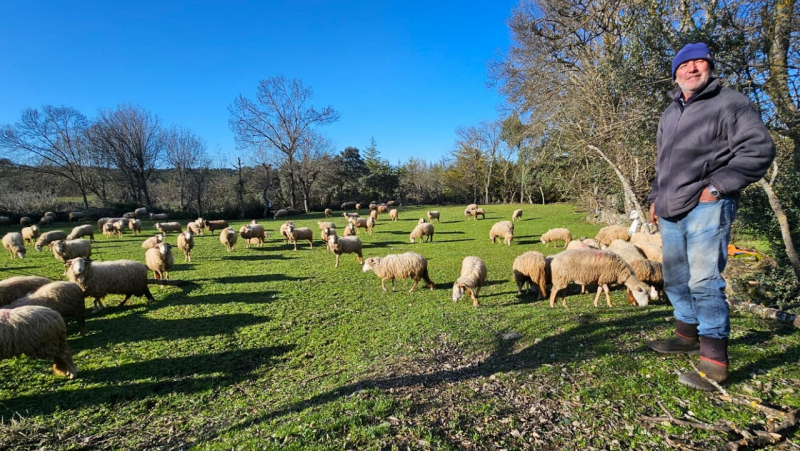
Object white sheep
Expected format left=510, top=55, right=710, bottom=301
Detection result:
left=418, top=217, right=427, bottom=225
left=4, top=281, right=87, bottom=334
left=219, top=227, right=238, bottom=252
left=426, top=211, right=440, bottom=223
left=512, top=251, right=549, bottom=299
left=452, top=256, right=487, bottom=307
left=66, top=224, right=94, bottom=241
left=0, top=275, right=52, bottom=306
left=2, top=232, right=26, bottom=259
left=52, top=239, right=92, bottom=264
left=187, top=221, right=203, bottom=236
left=548, top=249, right=650, bottom=308
left=203, top=219, right=229, bottom=235
left=605, top=239, right=646, bottom=264
left=369, top=210, right=378, bottom=220
left=0, top=305, right=78, bottom=378
left=409, top=222, right=434, bottom=243
left=376, top=204, right=388, bottom=214
left=328, top=235, right=363, bottom=267
left=343, top=212, right=360, bottom=219
left=155, top=221, right=183, bottom=234
left=628, top=259, right=663, bottom=301
left=350, top=217, right=369, bottom=230
left=103, top=221, right=125, bottom=238
left=128, top=219, right=142, bottom=234
left=389, top=209, right=398, bottom=221
left=65, top=257, right=155, bottom=311
left=321, top=227, right=337, bottom=247
left=366, top=216, right=376, bottom=234
left=324, top=208, right=333, bottom=218
left=176, top=230, right=195, bottom=262
left=134, top=207, right=148, bottom=218
left=97, top=217, right=125, bottom=231
left=286, top=224, right=313, bottom=251
left=540, top=228, right=572, bottom=248
left=512, top=209, right=523, bottom=221
left=362, top=251, right=434, bottom=292
left=467, top=208, right=485, bottom=220
left=279, top=221, right=296, bottom=243
left=595, top=225, right=630, bottom=247
left=145, top=242, right=175, bottom=280
left=149, top=212, right=169, bottom=221
left=634, top=242, right=663, bottom=262
left=21, top=225, right=41, bottom=245
left=317, top=221, right=336, bottom=230
left=141, top=233, right=165, bottom=249
left=273, top=209, right=289, bottom=219
left=489, top=221, right=514, bottom=245
left=343, top=222, right=357, bottom=237
left=630, top=232, right=662, bottom=247
left=239, top=223, right=267, bottom=248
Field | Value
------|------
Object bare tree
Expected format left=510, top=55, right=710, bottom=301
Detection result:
left=163, top=126, right=211, bottom=212
left=0, top=105, right=94, bottom=209
left=454, top=121, right=504, bottom=204
left=295, top=132, right=335, bottom=213
left=229, top=77, right=340, bottom=209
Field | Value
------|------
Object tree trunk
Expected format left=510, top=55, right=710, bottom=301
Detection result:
left=236, top=158, right=246, bottom=219
left=759, top=178, right=800, bottom=281
left=587, top=144, right=645, bottom=228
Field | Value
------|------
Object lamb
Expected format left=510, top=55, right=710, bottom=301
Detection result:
left=512, top=251, right=549, bottom=299
left=19, top=216, right=32, bottom=226
left=68, top=211, right=85, bottom=222
left=321, top=227, right=337, bottom=247
left=317, top=221, right=336, bottom=230
left=366, top=216, right=376, bottom=234
left=512, top=209, right=523, bottom=221
left=134, top=207, right=148, bottom=218
left=427, top=211, right=440, bottom=223
left=389, top=209, right=399, bottom=221
left=141, top=233, right=164, bottom=249
left=362, top=251, right=434, bottom=292
left=628, top=259, right=663, bottom=301
left=203, top=219, right=229, bottom=235
left=343, top=222, right=357, bottom=237
left=280, top=221, right=295, bottom=243
left=187, top=221, right=203, bottom=236
left=605, top=239, right=646, bottom=264
left=489, top=221, right=514, bottom=245
left=145, top=242, right=174, bottom=280
left=0, top=276, right=52, bottom=307
left=219, top=227, right=238, bottom=252
left=548, top=249, right=650, bottom=308
left=239, top=224, right=266, bottom=248
left=286, top=224, right=313, bottom=251
left=0, top=305, right=78, bottom=378
left=176, top=230, right=195, bottom=262
left=155, top=221, right=183, bottom=234
left=273, top=209, right=289, bottom=219
left=4, top=281, right=86, bottom=334
left=34, top=230, right=68, bottom=252
left=467, top=208, right=486, bottom=220
left=634, top=242, right=663, bottom=262
left=3, top=232, right=26, bottom=259
left=128, top=219, right=142, bottom=234
left=540, top=228, right=572, bottom=248
left=149, top=212, right=169, bottom=221
left=66, top=224, right=94, bottom=241
left=65, top=257, right=155, bottom=311
left=21, top=225, right=40, bottom=245
left=595, top=225, right=630, bottom=247
left=327, top=235, right=363, bottom=267
left=52, top=239, right=92, bottom=264
left=409, top=222, right=434, bottom=243
left=324, top=208, right=333, bottom=218
left=451, top=256, right=487, bottom=307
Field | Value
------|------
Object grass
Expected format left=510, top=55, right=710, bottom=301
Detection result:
left=1, top=204, right=798, bottom=450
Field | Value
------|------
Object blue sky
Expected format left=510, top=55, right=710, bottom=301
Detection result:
left=1, top=1, right=517, bottom=167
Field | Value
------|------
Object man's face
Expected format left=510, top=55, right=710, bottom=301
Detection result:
left=675, top=59, right=711, bottom=98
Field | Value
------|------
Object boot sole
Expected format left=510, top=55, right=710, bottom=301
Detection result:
left=647, top=345, right=700, bottom=355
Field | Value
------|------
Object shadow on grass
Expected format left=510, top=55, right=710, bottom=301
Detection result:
left=149, top=290, right=281, bottom=309
left=195, top=274, right=310, bottom=285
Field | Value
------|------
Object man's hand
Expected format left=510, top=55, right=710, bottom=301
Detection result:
left=649, top=203, right=658, bottom=228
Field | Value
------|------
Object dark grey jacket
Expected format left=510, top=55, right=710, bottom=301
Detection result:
left=648, top=78, right=775, bottom=218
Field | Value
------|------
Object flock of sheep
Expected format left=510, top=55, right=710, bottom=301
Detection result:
left=1, top=203, right=665, bottom=379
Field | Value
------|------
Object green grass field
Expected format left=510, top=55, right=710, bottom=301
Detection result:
left=1, top=204, right=798, bottom=450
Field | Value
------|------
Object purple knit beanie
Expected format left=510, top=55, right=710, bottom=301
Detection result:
left=672, top=43, right=715, bottom=80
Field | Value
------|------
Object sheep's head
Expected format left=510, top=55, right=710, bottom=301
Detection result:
left=627, top=284, right=650, bottom=307
left=156, top=233, right=164, bottom=243
left=418, top=218, right=426, bottom=224
left=53, top=240, right=65, bottom=253
left=68, top=257, right=88, bottom=275
left=184, top=231, right=193, bottom=240
left=452, top=283, right=466, bottom=302
left=157, top=242, right=172, bottom=255
left=327, top=235, right=338, bottom=248
left=362, top=257, right=380, bottom=272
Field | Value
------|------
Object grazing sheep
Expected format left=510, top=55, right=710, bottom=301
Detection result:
left=540, top=228, right=572, bottom=248
left=343, top=212, right=360, bottom=219
left=366, top=216, right=376, bottom=234
left=39, top=213, right=55, bottom=226
left=141, top=233, right=164, bottom=249
left=317, top=221, right=336, bottom=230
left=321, top=227, right=337, bottom=248
left=219, top=227, right=238, bottom=252
left=634, top=242, right=663, bottom=262
left=369, top=209, right=378, bottom=220
left=65, top=257, right=155, bottom=311
left=580, top=238, right=600, bottom=248
left=605, top=239, right=646, bottom=264
left=328, top=235, right=363, bottom=267
left=512, top=209, right=523, bottom=221
left=452, top=256, right=487, bottom=307
left=628, top=259, right=663, bottom=301
left=286, top=224, right=313, bottom=251
left=418, top=217, right=427, bottom=224
left=548, top=249, right=650, bottom=308
left=103, top=221, right=125, bottom=238
left=362, top=251, right=434, bottom=292
left=377, top=204, right=389, bottom=214
left=35, top=230, right=68, bottom=252
left=427, top=211, right=440, bottom=223
left=630, top=232, right=662, bottom=247
left=4, top=281, right=86, bottom=334
left=341, top=201, right=357, bottom=210
left=0, top=305, right=78, bottom=378
left=187, top=221, right=203, bottom=236
left=149, top=213, right=168, bottom=221
left=176, top=230, right=195, bottom=262
left=343, top=222, right=357, bottom=237
left=350, top=217, right=369, bottom=231
left=489, top=221, right=514, bottom=245
left=595, top=225, right=630, bottom=247
left=0, top=276, right=52, bottom=307
left=466, top=203, right=478, bottom=211
left=68, top=211, right=86, bottom=222
left=155, top=221, right=183, bottom=234
left=66, top=224, right=94, bottom=241
left=0, top=216, right=10, bottom=226
left=122, top=212, right=136, bottom=219
left=409, top=222, right=434, bottom=243
left=324, top=208, right=333, bottom=218
left=203, top=219, right=229, bottom=235
left=512, top=251, right=549, bottom=299
left=355, top=203, right=362, bottom=211
left=2, top=232, right=26, bottom=259
left=20, top=216, right=32, bottom=226
left=128, top=219, right=142, bottom=234
left=273, top=209, right=289, bottom=219
left=567, top=240, right=592, bottom=251
left=21, top=225, right=40, bottom=245
left=96, top=217, right=122, bottom=231
left=279, top=221, right=295, bottom=243
left=134, top=207, right=148, bottom=218
left=239, top=224, right=266, bottom=248
left=389, top=209, right=398, bottom=221
left=369, top=202, right=377, bottom=211
left=52, top=239, right=92, bottom=264
left=145, top=242, right=174, bottom=280
left=467, top=208, right=485, bottom=220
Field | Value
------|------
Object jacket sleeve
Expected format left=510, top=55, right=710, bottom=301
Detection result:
left=707, top=103, right=775, bottom=194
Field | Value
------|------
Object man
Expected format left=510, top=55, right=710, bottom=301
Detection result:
left=647, top=43, right=775, bottom=391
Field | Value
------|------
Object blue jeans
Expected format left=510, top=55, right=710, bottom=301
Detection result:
left=659, top=198, right=737, bottom=339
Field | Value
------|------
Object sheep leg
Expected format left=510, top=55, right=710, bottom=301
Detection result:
left=92, top=297, right=105, bottom=313
left=537, top=281, right=548, bottom=300
left=118, top=294, right=131, bottom=307
left=604, top=285, right=613, bottom=307
left=470, top=289, right=479, bottom=307
left=380, top=279, right=388, bottom=292
left=409, top=278, right=420, bottom=292
left=335, top=254, right=340, bottom=268
left=144, top=287, right=155, bottom=304
left=549, top=288, right=561, bottom=308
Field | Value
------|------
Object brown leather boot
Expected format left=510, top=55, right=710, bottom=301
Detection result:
left=678, top=337, right=729, bottom=391
left=648, top=320, right=700, bottom=354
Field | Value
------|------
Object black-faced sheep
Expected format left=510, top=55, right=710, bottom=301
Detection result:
left=389, top=209, right=398, bottom=221
left=0, top=305, right=78, bottom=378
left=142, top=233, right=164, bottom=249
left=155, top=221, right=183, bottom=234
left=489, top=221, right=514, bottom=245
left=427, top=211, right=440, bottom=223
left=145, top=242, right=174, bottom=280
left=22, top=225, right=41, bottom=245
left=0, top=276, right=52, bottom=307
left=595, top=225, right=630, bottom=247
left=149, top=213, right=168, bottom=221
left=3, top=232, right=27, bottom=259
left=66, top=224, right=94, bottom=241
left=286, top=224, right=313, bottom=251
left=52, top=239, right=92, bottom=264
left=452, top=256, right=487, bottom=307
left=4, top=281, right=87, bottom=334
left=65, top=257, right=155, bottom=311
left=176, top=230, right=195, bottom=262
left=219, top=227, right=238, bottom=252
left=341, top=201, right=357, bottom=210
left=203, top=219, right=229, bottom=235
left=548, top=249, right=650, bottom=308
left=540, top=228, right=572, bottom=248
left=512, top=251, right=549, bottom=299
left=328, top=235, right=363, bottom=268
left=362, top=251, right=434, bottom=292
left=409, top=222, right=434, bottom=243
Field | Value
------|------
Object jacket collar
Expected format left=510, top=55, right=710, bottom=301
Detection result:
left=670, top=77, right=720, bottom=105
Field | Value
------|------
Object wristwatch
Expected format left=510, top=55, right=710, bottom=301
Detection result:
left=708, top=184, right=720, bottom=198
